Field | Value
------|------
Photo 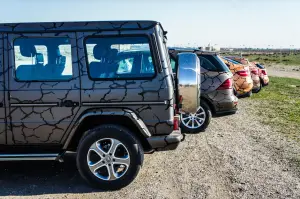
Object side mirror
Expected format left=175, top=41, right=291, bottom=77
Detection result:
left=177, top=53, right=201, bottom=114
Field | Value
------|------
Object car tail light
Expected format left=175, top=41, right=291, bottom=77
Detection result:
left=173, top=115, right=180, bottom=130
left=175, top=95, right=183, bottom=114
left=262, top=70, right=267, bottom=75
left=251, top=69, right=259, bottom=75
left=217, top=78, right=232, bottom=90
left=179, top=95, right=183, bottom=104
left=237, top=70, right=248, bottom=77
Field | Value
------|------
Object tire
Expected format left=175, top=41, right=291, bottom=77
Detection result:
left=253, top=83, right=262, bottom=93
left=180, top=100, right=212, bottom=134
left=76, top=124, right=144, bottom=190
left=261, top=78, right=267, bottom=87
left=245, top=91, right=252, bottom=97
left=233, top=88, right=238, bottom=96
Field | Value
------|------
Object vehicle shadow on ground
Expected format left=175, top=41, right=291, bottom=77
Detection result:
left=0, top=154, right=102, bottom=196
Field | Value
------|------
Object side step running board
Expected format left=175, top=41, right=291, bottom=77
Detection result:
left=0, top=153, right=59, bottom=161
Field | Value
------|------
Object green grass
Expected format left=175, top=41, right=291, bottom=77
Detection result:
left=244, top=53, right=300, bottom=66
left=250, top=77, right=300, bottom=142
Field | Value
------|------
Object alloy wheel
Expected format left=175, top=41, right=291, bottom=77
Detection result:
left=87, top=138, right=130, bottom=181
left=181, top=106, right=206, bottom=129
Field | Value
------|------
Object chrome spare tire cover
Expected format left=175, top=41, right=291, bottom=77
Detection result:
left=177, top=53, right=201, bottom=114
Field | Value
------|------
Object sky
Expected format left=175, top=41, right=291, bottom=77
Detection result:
left=1, top=0, right=300, bottom=48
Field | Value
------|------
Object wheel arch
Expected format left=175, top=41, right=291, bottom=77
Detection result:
left=200, top=96, right=215, bottom=115
left=63, top=108, right=152, bottom=152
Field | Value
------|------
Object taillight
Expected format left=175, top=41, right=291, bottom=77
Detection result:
left=251, top=69, right=259, bottom=75
left=175, top=95, right=183, bottom=114
left=179, top=95, right=183, bottom=104
left=237, top=70, right=248, bottom=77
left=262, top=70, right=267, bottom=75
left=173, top=115, right=180, bottom=130
left=217, top=78, right=232, bottom=90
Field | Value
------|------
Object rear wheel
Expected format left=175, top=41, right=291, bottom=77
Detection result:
left=245, top=91, right=252, bottom=97
left=253, top=83, right=262, bottom=93
left=76, top=124, right=144, bottom=190
left=180, top=101, right=212, bottom=134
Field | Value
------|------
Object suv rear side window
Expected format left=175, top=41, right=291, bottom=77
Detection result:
left=85, top=37, right=155, bottom=79
left=199, top=55, right=230, bottom=72
left=14, top=37, right=73, bottom=81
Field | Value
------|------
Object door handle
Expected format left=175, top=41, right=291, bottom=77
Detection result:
left=61, top=100, right=79, bottom=107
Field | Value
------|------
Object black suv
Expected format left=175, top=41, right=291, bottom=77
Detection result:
left=0, top=21, right=201, bottom=190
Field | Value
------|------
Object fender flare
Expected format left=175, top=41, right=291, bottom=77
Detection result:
left=63, top=108, right=151, bottom=149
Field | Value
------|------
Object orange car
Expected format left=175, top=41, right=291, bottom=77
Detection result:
left=253, top=62, right=270, bottom=86
left=222, top=57, right=253, bottom=97
left=225, top=56, right=262, bottom=93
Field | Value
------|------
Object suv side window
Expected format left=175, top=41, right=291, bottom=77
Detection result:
left=14, top=37, right=73, bottom=81
left=85, top=36, right=155, bottom=79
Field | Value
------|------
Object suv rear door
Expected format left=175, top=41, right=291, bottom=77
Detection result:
left=5, top=32, right=80, bottom=145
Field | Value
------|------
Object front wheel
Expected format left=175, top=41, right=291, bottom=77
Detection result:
left=180, top=101, right=212, bottom=134
left=76, top=124, right=144, bottom=190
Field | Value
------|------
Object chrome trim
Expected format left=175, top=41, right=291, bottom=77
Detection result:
left=177, top=53, right=201, bottom=113
left=0, top=153, right=58, bottom=161
left=10, top=103, right=59, bottom=107
left=82, top=101, right=167, bottom=106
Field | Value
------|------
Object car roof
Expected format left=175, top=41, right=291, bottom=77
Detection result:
left=168, top=47, right=219, bottom=55
left=0, top=20, right=159, bottom=33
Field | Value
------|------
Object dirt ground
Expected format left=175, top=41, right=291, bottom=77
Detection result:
left=0, top=99, right=299, bottom=199
left=266, top=64, right=300, bottom=79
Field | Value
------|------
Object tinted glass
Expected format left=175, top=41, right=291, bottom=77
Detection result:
left=223, top=57, right=241, bottom=64
left=256, top=63, right=265, bottom=69
left=170, top=58, right=176, bottom=73
left=199, top=55, right=230, bottom=72
left=85, top=37, right=155, bottom=79
left=14, top=37, right=73, bottom=81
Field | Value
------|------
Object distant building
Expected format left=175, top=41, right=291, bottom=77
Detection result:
left=202, top=44, right=220, bottom=52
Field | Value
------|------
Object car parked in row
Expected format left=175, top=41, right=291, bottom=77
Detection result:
left=169, top=48, right=238, bottom=133
left=221, top=57, right=253, bottom=97
left=225, top=56, right=262, bottom=93
left=254, top=62, right=270, bottom=86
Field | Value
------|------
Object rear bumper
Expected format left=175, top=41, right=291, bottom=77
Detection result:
left=214, top=109, right=237, bottom=117
left=206, top=90, right=238, bottom=116
left=234, top=76, right=253, bottom=95
left=147, top=130, right=183, bottom=151
left=252, top=76, right=261, bottom=89
left=261, top=76, right=269, bottom=86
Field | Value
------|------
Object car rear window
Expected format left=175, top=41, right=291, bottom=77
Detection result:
left=199, top=55, right=230, bottom=72
left=223, top=57, right=241, bottom=65
left=256, top=64, right=265, bottom=69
